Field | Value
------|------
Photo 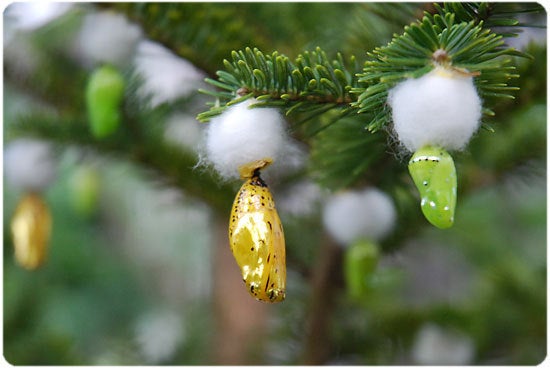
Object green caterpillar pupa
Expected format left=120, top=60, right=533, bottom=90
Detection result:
left=408, top=145, right=457, bottom=229
left=85, top=65, right=125, bottom=138
left=344, top=240, right=379, bottom=299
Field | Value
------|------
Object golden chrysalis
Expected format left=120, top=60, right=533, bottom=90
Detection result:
left=11, top=193, right=52, bottom=270
left=228, top=159, right=286, bottom=303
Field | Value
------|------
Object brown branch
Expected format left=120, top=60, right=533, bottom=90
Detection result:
left=212, top=215, right=269, bottom=364
left=301, top=236, right=343, bottom=364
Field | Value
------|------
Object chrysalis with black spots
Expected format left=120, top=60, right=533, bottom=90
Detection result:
left=408, top=145, right=457, bottom=229
left=228, top=159, right=286, bottom=303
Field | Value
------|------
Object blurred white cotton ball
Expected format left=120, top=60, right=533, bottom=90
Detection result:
left=323, top=188, right=396, bottom=246
left=164, top=113, right=204, bottom=152
left=135, top=309, right=185, bottom=364
left=4, top=2, right=73, bottom=32
left=4, top=2, right=72, bottom=73
left=76, top=11, right=142, bottom=68
left=411, top=323, right=474, bottom=365
left=204, top=98, right=288, bottom=180
left=134, top=40, right=206, bottom=107
left=388, top=66, right=482, bottom=152
left=4, top=139, right=57, bottom=191
left=277, top=180, right=325, bottom=217
left=261, top=139, right=307, bottom=183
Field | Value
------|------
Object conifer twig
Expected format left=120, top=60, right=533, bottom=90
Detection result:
left=197, top=47, right=361, bottom=123
left=9, top=114, right=235, bottom=213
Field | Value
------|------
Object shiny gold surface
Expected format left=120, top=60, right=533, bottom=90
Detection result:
left=11, top=193, right=52, bottom=270
left=229, top=175, right=286, bottom=302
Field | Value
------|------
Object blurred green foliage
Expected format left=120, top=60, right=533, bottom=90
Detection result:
left=3, top=2, right=546, bottom=365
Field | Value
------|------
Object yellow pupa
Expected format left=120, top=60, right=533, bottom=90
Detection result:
left=11, top=193, right=52, bottom=270
left=228, top=158, right=286, bottom=303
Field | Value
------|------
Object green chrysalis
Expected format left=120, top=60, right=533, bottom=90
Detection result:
left=85, top=65, right=125, bottom=138
left=408, top=145, right=457, bottom=229
left=69, top=165, right=100, bottom=219
left=344, top=240, right=379, bottom=299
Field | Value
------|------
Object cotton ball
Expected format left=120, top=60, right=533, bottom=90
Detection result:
left=4, top=139, right=57, bottom=191
left=4, top=2, right=71, bottom=74
left=164, top=113, right=203, bottom=152
left=134, top=40, right=205, bottom=107
left=361, top=189, right=396, bottom=239
left=4, top=2, right=73, bottom=32
left=411, top=323, right=474, bottom=365
left=388, top=66, right=482, bottom=152
left=205, top=98, right=288, bottom=180
left=323, top=191, right=369, bottom=246
left=277, top=180, right=325, bottom=217
left=322, top=188, right=396, bottom=246
left=75, top=11, right=142, bottom=68
left=261, top=139, right=307, bottom=183
left=135, top=309, right=185, bottom=364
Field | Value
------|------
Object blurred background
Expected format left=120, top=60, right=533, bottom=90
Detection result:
left=3, top=2, right=546, bottom=365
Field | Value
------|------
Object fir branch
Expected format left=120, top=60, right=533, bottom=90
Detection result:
left=342, top=3, right=421, bottom=55
left=8, top=113, right=235, bottom=213
left=102, top=2, right=272, bottom=75
left=352, top=11, right=521, bottom=132
left=4, top=40, right=88, bottom=117
left=434, top=2, right=545, bottom=36
left=197, top=47, right=361, bottom=123
left=309, top=115, right=383, bottom=189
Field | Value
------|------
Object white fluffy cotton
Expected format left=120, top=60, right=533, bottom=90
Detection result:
left=4, top=139, right=57, bottom=191
left=5, top=2, right=73, bottom=32
left=205, top=99, right=288, bottom=180
left=76, top=11, right=142, bottom=68
left=262, top=139, right=307, bottom=182
left=277, top=180, right=325, bottom=217
left=411, top=323, right=474, bottom=365
left=135, top=309, right=185, bottom=364
left=388, top=66, right=482, bottom=152
left=134, top=40, right=205, bottom=107
left=164, top=113, right=204, bottom=152
left=322, top=188, right=396, bottom=246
